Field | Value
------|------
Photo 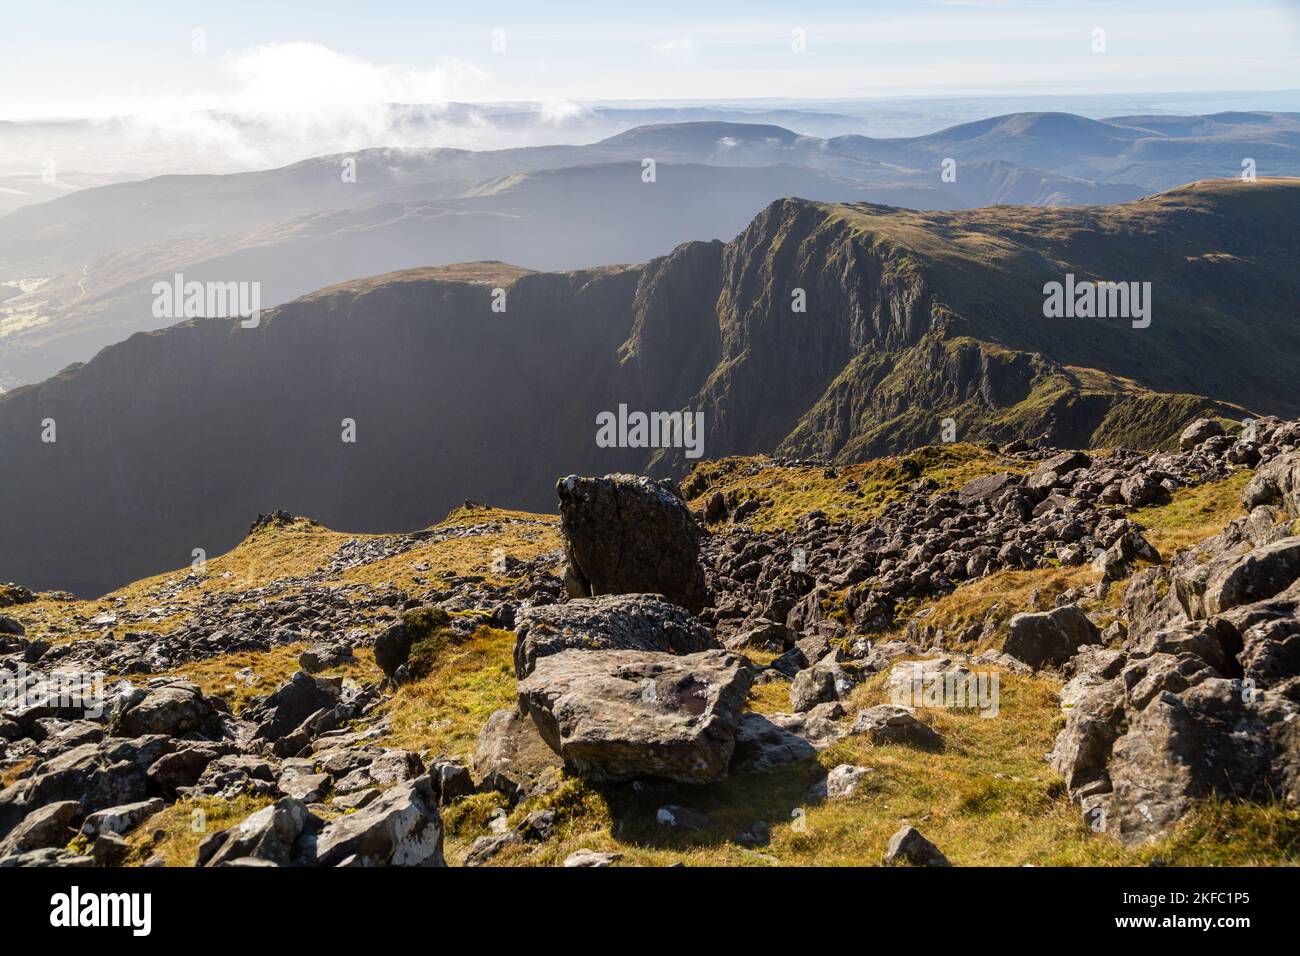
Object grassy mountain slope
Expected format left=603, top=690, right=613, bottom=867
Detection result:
left=3, top=453, right=1293, bottom=867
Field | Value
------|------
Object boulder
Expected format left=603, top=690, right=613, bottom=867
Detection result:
left=848, top=705, right=944, bottom=750
left=513, top=593, right=717, bottom=679
left=556, top=474, right=709, bottom=613
left=146, top=745, right=223, bottom=796
left=0, top=801, right=80, bottom=857
left=825, top=764, right=872, bottom=798
left=1003, top=605, right=1100, bottom=670
left=517, top=649, right=751, bottom=784
left=789, top=654, right=854, bottom=712
left=723, top=619, right=793, bottom=652
left=1050, top=649, right=1300, bottom=845
left=113, top=683, right=223, bottom=738
left=883, top=825, right=950, bottom=866
left=957, top=472, right=1019, bottom=504
left=1029, top=451, right=1090, bottom=490
left=198, top=797, right=311, bottom=867
left=245, top=672, right=342, bottom=742
left=464, top=833, right=523, bottom=866
left=1120, top=473, right=1161, bottom=507
left=312, top=775, right=446, bottom=867
left=298, top=642, right=353, bottom=674
left=473, top=707, right=563, bottom=802
left=1179, top=418, right=1224, bottom=450
left=563, top=848, right=621, bottom=867
left=81, top=798, right=164, bottom=837
left=1241, top=450, right=1300, bottom=515
left=729, top=712, right=819, bottom=772
left=1175, top=536, right=1300, bottom=619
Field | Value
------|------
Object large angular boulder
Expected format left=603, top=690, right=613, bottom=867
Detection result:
left=0, top=801, right=80, bottom=858
left=312, top=775, right=446, bottom=867
left=730, top=713, right=819, bottom=772
left=513, top=594, right=717, bottom=679
left=1175, top=536, right=1300, bottom=619
left=1028, top=451, right=1090, bottom=491
left=1050, top=649, right=1300, bottom=846
left=81, top=798, right=165, bottom=838
left=789, top=654, right=855, bottom=712
left=1003, top=605, right=1100, bottom=670
left=517, top=649, right=751, bottom=784
left=1105, top=677, right=1291, bottom=846
left=198, top=797, right=311, bottom=867
left=244, top=672, right=343, bottom=742
left=1241, top=450, right=1300, bottom=515
left=957, top=472, right=1019, bottom=505
left=113, top=682, right=223, bottom=739
left=556, top=474, right=709, bottom=613
left=1179, top=418, right=1224, bottom=451
left=1218, top=578, right=1300, bottom=690
left=473, top=708, right=564, bottom=802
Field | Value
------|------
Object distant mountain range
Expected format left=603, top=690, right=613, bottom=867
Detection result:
left=3, top=111, right=1297, bottom=388
left=1, top=177, right=1295, bottom=596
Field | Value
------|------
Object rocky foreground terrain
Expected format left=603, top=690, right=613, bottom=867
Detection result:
left=1, top=415, right=1298, bottom=866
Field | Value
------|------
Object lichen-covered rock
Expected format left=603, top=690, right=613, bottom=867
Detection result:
left=517, top=648, right=751, bottom=784
left=512, top=593, right=717, bottom=679
left=556, top=474, right=709, bottom=613
left=113, top=682, right=223, bottom=739
left=198, top=797, right=311, bottom=867
left=1003, top=605, right=1100, bottom=670
left=1179, top=418, right=1224, bottom=451
left=311, top=775, right=446, bottom=867
left=473, top=707, right=563, bottom=802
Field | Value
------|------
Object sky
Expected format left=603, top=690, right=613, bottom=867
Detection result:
left=2, top=0, right=1299, bottom=121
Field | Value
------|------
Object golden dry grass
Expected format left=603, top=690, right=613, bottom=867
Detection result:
left=447, top=663, right=1300, bottom=867
left=683, top=444, right=1021, bottom=532
left=125, top=794, right=275, bottom=867
left=144, top=642, right=382, bottom=712
left=371, top=626, right=518, bottom=761
left=1128, top=470, right=1253, bottom=556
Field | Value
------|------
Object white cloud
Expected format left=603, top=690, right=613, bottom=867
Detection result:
left=116, top=43, right=495, bottom=168
left=650, top=37, right=697, bottom=63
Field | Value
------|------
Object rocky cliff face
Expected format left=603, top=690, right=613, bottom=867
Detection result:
left=1, top=180, right=1295, bottom=594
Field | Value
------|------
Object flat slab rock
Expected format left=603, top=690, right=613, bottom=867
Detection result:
left=513, top=593, right=717, bottom=679
left=517, top=648, right=752, bottom=784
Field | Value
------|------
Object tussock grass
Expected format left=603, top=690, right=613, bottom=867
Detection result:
left=372, top=626, right=518, bottom=761
left=1128, top=470, right=1253, bottom=556
left=125, top=794, right=274, bottom=867
left=683, top=443, right=1017, bottom=531
left=903, top=564, right=1101, bottom=650
left=145, top=642, right=381, bottom=712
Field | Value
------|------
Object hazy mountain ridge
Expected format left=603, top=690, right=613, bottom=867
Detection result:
left=1, top=179, right=1294, bottom=595
left=4, top=110, right=1295, bottom=387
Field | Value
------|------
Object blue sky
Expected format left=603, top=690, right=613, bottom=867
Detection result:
left=3, top=0, right=1298, bottom=119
